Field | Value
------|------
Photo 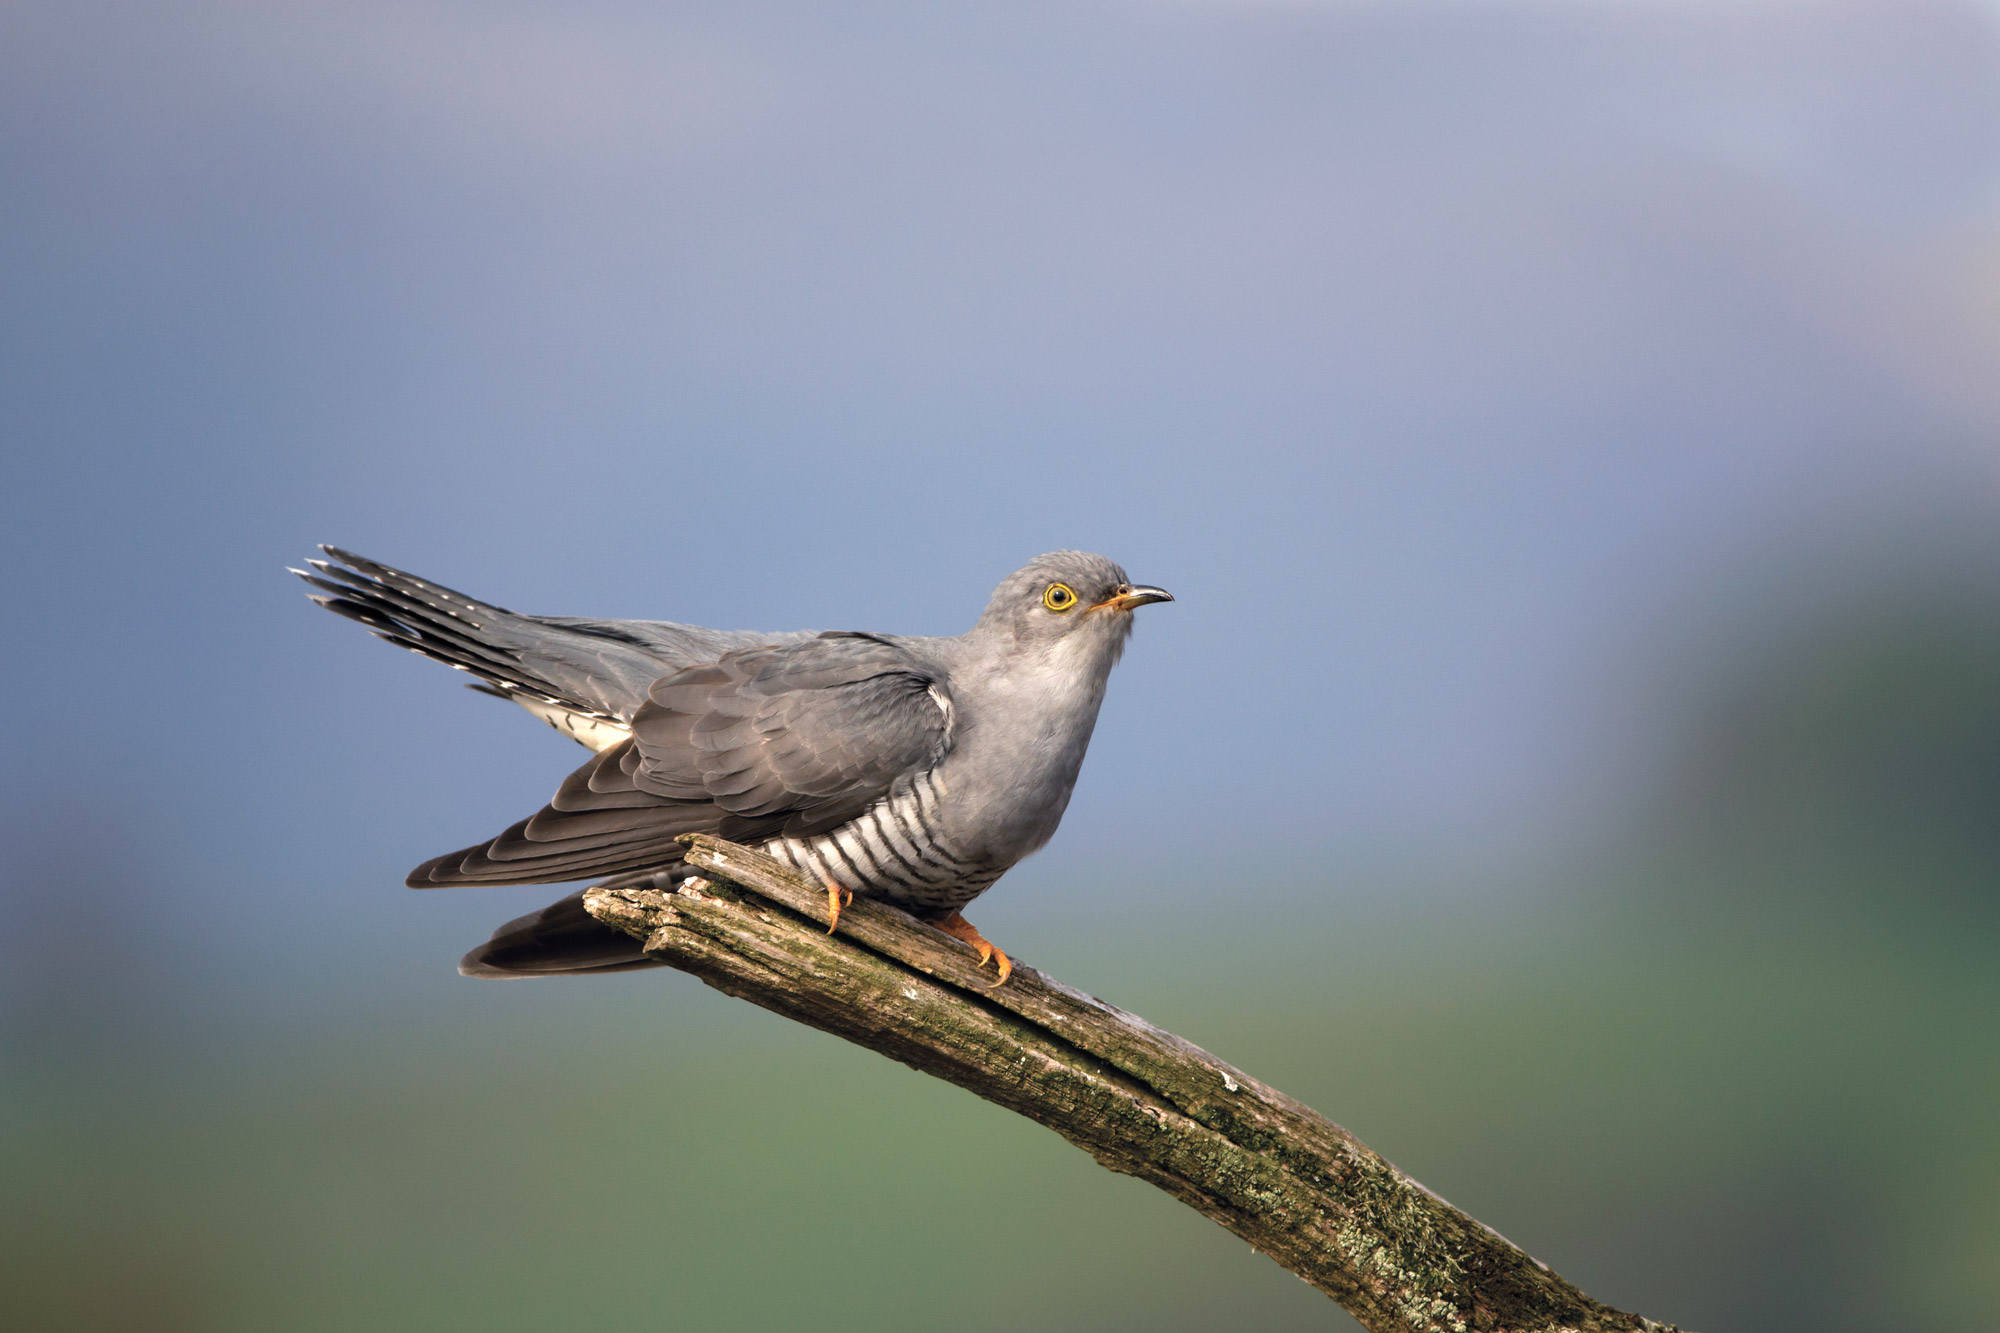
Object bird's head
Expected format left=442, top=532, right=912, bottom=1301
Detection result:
left=972, top=551, right=1173, bottom=663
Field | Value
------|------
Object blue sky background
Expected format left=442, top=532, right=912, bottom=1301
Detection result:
left=4, top=4, right=1999, bottom=1329
left=6, top=0, right=1999, bottom=1009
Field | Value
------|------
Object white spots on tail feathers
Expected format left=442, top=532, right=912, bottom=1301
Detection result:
left=506, top=695, right=632, bottom=751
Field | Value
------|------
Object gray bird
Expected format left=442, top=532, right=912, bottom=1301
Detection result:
left=296, top=548, right=1172, bottom=983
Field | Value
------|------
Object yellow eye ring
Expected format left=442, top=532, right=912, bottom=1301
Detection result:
left=1043, top=582, right=1078, bottom=612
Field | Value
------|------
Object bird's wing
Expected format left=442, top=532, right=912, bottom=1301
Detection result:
left=409, top=633, right=953, bottom=886
left=634, top=633, right=954, bottom=836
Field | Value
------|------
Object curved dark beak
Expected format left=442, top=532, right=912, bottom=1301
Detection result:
left=1104, top=584, right=1174, bottom=611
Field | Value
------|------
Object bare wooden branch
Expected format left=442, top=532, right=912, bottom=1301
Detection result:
left=583, top=835, right=1683, bottom=1333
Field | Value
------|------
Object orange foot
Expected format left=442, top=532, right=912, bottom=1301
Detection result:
left=931, top=909, right=1013, bottom=987
left=825, top=883, right=854, bottom=934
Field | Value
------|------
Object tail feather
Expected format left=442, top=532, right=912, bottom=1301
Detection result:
left=320, top=545, right=508, bottom=622
left=301, top=574, right=528, bottom=691
left=295, top=549, right=603, bottom=715
left=309, top=554, right=506, bottom=635
left=458, top=891, right=661, bottom=978
left=296, top=546, right=815, bottom=727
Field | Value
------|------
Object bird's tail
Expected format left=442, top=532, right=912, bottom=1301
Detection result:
left=457, top=889, right=661, bottom=978
left=292, top=546, right=630, bottom=736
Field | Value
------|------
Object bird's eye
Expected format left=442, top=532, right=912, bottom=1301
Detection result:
left=1043, top=582, right=1078, bottom=612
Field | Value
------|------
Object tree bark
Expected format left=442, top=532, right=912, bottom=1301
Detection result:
left=583, top=835, right=1683, bottom=1333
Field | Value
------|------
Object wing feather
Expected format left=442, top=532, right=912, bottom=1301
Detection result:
left=410, top=635, right=953, bottom=886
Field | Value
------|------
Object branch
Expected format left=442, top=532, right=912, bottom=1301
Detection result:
left=584, top=836, right=1683, bottom=1333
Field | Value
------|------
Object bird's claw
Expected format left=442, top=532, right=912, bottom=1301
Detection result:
left=825, top=883, right=853, bottom=934
left=932, top=909, right=1013, bottom=988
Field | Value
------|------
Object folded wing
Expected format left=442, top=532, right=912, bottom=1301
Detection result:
left=410, top=633, right=954, bottom=887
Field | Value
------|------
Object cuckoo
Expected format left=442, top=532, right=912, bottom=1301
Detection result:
left=297, top=549, right=1172, bottom=984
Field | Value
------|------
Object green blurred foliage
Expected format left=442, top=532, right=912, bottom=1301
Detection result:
left=3, top=889, right=1993, bottom=1332
left=1658, top=540, right=2000, bottom=921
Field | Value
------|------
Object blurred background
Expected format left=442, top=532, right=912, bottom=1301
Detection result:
left=3, top=1, right=1997, bottom=1328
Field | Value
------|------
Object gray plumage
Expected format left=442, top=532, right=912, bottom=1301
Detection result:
left=298, top=547, right=1171, bottom=979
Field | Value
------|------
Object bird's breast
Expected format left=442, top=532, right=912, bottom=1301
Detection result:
left=930, top=676, right=1109, bottom=862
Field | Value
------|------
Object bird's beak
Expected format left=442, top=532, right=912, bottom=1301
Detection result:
left=1099, top=585, right=1174, bottom=612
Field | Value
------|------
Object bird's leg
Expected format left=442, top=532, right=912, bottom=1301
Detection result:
left=824, top=882, right=853, bottom=934
left=930, top=909, right=1012, bottom=987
